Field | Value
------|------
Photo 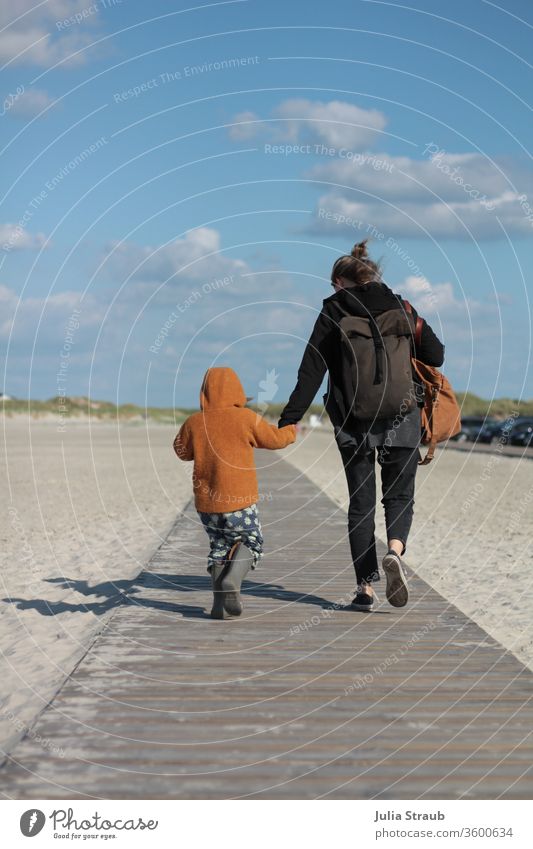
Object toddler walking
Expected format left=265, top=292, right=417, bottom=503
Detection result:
left=173, top=366, right=296, bottom=618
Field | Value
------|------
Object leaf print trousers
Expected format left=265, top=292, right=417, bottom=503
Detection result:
left=198, top=502, right=264, bottom=573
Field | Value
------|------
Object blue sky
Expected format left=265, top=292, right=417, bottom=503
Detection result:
left=1, top=0, right=532, bottom=408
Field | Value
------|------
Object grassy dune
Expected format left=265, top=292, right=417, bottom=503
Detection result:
left=1, top=396, right=195, bottom=424
left=257, top=395, right=533, bottom=420
left=2, top=392, right=532, bottom=423
left=453, top=392, right=533, bottom=418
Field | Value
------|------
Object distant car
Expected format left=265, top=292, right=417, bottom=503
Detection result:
left=451, top=416, right=497, bottom=443
left=478, top=417, right=533, bottom=444
left=477, top=421, right=506, bottom=443
left=510, top=420, right=533, bottom=446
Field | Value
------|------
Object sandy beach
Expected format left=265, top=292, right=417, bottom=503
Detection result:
left=0, top=419, right=192, bottom=757
left=1, top=418, right=532, bottom=759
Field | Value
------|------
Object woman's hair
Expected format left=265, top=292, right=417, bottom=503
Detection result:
left=330, top=239, right=383, bottom=287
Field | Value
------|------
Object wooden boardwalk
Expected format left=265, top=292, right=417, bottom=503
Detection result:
left=1, top=451, right=532, bottom=799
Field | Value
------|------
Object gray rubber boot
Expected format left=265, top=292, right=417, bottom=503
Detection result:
left=221, top=541, right=254, bottom=616
left=210, top=561, right=228, bottom=619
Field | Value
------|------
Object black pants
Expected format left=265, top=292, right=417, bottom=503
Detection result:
left=339, top=443, right=421, bottom=585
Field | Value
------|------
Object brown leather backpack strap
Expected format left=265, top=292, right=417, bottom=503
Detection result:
left=410, top=357, right=431, bottom=384
left=403, top=299, right=424, bottom=349
left=415, top=315, right=423, bottom=349
left=417, top=372, right=442, bottom=464
left=419, top=440, right=436, bottom=465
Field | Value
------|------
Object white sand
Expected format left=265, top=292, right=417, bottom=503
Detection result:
left=285, top=427, right=533, bottom=672
left=0, top=420, right=192, bottom=757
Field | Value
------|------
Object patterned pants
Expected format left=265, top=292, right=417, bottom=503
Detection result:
left=198, top=502, right=264, bottom=573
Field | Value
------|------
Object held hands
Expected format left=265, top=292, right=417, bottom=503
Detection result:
left=281, top=423, right=298, bottom=443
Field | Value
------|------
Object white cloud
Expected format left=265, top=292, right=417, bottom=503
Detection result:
left=230, top=97, right=513, bottom=210
left=0, top=1, right=103, bottom=68
left=102, top=227, right=253, bottom=293
left=305, top=147, right=533, bottom=239
left=308, top=151, right=516, bottom=203
left=391, top=274, right=529, bottom=397
left=227, top=97, right=533, bottom=239
left=227, top=111, right=261, bottom=140
left=0, top=284, right=102, bottom=345
left=401, top=274, right=500, bottom=319
left=227, top=98, right=387, bottom=148
left=308, top=189, right=533, bottom=239
left=2, top=220, right=526, bottom=403
left=403, top=275, right=458, bottom=314
left=7, top=87, right=55, bottom=118
left=0, top=223, right=47, bottom=251
left=272, top=99, right=387, bottom=148
left=397, top=274, right=512, bottom=377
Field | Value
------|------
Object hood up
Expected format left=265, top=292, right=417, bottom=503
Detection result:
left=200, top=367, right=247, bottom=411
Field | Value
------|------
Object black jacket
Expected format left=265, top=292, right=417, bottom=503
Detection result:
left=278, top=280, right=445, bottom=429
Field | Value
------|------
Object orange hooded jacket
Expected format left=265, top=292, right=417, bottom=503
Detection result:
left=173, top=367, right=296, bottom=512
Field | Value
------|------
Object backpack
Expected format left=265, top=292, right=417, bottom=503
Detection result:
left=403, top=300, right=462, bottom=465
left=337, top=298, right=419, bottom=421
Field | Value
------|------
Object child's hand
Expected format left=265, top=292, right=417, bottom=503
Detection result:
left=282, top=424, right=297, bottom=442
left=252, top=417, right=296, bottom=449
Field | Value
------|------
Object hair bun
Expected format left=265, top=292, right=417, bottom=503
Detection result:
left=351, top=239, right=369, bottom=260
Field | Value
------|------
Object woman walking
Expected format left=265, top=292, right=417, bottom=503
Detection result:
left=278, top=240, right=445, bottom=610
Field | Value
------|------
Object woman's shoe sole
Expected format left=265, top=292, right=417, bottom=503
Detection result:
left=351, top=602, right=374, bottom=612
left=382, top=554, right=409, bottom=607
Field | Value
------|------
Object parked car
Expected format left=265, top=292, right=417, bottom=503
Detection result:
left=510, top=420, right=533, bottom=446
left=478, top=417, right=533, bottom=444
left=451, top=416, right=497, bottom=443
left=477, top=421, right=505, bottom=443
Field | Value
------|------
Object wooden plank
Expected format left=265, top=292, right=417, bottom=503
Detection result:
left=0, top=450, right=532, bottom=799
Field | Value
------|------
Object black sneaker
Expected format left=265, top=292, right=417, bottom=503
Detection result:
left=351, top=584, right=376, bottom=611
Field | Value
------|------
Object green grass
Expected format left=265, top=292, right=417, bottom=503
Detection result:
left=2, top=393, right=532, bottom=423
left=454, top=393, right=533, bottom=418
left=254, top=397, right=533, bottom=420
left=1, top=396, right=196, bottom=424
